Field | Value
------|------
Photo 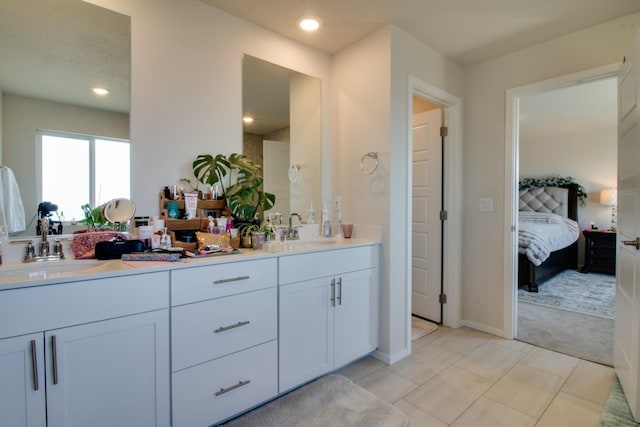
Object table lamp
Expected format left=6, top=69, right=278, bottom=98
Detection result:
left=600, top=188, right=617, bottom=231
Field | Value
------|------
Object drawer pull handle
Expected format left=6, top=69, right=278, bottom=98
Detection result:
left=337, top=277, right=343, bottom=306
left=213, top=321, right=250, bottom=333
left=214, top=379, right=251, bottom=396
left=213, top=275, right=250, bottom=285
left=30, top=340, right=39, bottom=391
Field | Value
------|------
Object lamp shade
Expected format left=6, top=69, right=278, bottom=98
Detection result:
left=600, top=188, right=617, bottom=207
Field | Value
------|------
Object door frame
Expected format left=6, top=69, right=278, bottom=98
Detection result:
left=408, top=76, right=463, bottom=346
left=503, top=63, right=620, bottom=339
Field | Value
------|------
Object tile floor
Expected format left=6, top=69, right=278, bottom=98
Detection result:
left=336, top=326, right=616, bottom=427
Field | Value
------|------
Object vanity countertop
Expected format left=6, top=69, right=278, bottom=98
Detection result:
left=0, top=238, right=378, bottom=290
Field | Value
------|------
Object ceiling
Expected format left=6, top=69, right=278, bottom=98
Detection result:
left=202, top=0, right=640, bottom=66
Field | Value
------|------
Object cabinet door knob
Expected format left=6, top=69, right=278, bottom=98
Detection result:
left=623, top=237, right=640, bottom=250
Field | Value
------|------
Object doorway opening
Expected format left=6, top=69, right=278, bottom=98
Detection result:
left=504, top=64, right=619, bottom=365
left=407, top=76, right=463, bottom=352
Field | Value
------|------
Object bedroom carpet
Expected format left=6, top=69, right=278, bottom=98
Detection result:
left=518, top=270, right=615, bottom=319
left=517, top=301, right=613, bottom=366
left=222, top=374, right=408, bottom=427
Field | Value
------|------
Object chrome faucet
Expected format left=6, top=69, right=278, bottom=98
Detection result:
left=289, top=213, right=302, bottom=229
left=284, top=213, right=302, bottom=240
left=23, top=217, right=64, bottom=262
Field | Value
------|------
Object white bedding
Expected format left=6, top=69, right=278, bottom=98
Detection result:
left=518, top=211, right=580, bottom=266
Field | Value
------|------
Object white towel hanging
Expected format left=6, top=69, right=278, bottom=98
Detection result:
left=0, top=166, right=26, bottom=232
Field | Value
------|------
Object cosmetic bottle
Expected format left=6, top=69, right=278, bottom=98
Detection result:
left=307, top=202, right=316, bottom=224
left=322, top=205, right=332, bottom=238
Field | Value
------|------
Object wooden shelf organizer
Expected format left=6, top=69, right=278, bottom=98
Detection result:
left=158, top=193, right=229, bottom=251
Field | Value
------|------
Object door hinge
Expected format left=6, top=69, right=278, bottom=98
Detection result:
left=440, top=126, right=448, bottom=137
left=440, top=210, right=448, bottom=221
left=439, top=293, right=447, bottom=304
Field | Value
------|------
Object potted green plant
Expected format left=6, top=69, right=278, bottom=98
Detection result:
left=238, top=223, right=260, bottom=248
left=80, top=203, right=110, bottom=229
left=192, top=153, right=276, bottom=226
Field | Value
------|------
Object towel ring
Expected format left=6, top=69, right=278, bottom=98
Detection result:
left=288, top=164, right=300, bottom=182
left=360, top=152, right=379, bottom=175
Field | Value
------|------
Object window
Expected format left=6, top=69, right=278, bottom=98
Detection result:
left=39, top=131, right=130, bottom=221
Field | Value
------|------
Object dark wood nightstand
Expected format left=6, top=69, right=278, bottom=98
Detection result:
left=581, top=230, right=616, bottom=275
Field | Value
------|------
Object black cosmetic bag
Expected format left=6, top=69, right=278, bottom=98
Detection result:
left=95, top=239, right=144, bottom=260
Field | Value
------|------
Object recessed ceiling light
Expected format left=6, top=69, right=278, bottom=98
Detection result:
left=298, top=16, right=321, bottom=32
left=92, top=87, right=109, bottom=96
left=243, top=116, right=254, bottom=123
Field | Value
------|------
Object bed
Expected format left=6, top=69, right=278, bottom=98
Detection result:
left=518, top=184, right=580, bottom=292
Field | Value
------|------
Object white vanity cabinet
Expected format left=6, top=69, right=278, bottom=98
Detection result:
left=170, top=258, right=279, bottom=427
left=278, top=245, right=379, bottom=392
left=0, top=272, right=170, bottom=427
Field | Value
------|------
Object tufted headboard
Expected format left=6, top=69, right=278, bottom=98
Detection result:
left=518, top=184, right=579, bottom=221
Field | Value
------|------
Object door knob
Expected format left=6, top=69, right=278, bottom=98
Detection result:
left=623, top=237, right=640, bottom=250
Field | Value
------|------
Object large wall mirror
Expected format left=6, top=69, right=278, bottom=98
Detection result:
left=0, top=0, right=130, bottom=236
left=242, top=54, right=321, bottom=223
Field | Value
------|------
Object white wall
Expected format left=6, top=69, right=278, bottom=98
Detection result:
left=87, top=0, right=331, bottom=218
left=332, top=25, right=464, bottom=362
left=463, top=12, right=640, bottom=333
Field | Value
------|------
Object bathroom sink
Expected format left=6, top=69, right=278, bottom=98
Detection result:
left=283, top=238, right=337, bottom=248
left=0, top=259, right=131, bottom=282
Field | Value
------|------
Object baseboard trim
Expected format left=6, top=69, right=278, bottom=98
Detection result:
left=371, top=347, right=411, bottom=365
left=461, top=320, right=505, bottom=338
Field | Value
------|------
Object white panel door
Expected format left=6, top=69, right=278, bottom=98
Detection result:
left=412, top=108, right=443, bottom=321
left=616, top=30, right=640, bottom=422
left=46, top=310, right=170, bottom=427
left=0, top=333, right=46, bottom=427
left=334, top=269, right=377, bottom=367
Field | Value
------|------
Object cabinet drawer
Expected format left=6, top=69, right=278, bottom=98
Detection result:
left=279, top=245, right=376, bottom=285
left=171, top=287, right=277, bottom=371
left=172, top=340, right=277, bottom=427
left=0, top=272, right=169, bottom=339
left=171, top=258, right=277, bottom=305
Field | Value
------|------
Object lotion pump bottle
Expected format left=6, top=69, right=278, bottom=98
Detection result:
left=322, top=205, right=332, bottom=238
